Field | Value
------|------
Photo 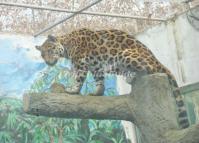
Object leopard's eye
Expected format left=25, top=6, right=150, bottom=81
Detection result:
left=52, top=46, right=56, bottom=50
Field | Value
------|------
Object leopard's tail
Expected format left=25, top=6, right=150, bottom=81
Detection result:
left=168, top=74, right=190, bottom=129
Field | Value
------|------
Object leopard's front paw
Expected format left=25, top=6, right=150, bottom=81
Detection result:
left=65, top=86, right=81, bottom=94
left=92, top=83, right=105, bottom=96
left=50, top=83, right=66, bottom=93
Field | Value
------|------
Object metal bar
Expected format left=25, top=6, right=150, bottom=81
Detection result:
left=33, top=0, right=102, bottom=37
left=0, top=2, right=166, bottom=22
left=180, top=82, right=199, bottom=94
left=166, top=4, right=199, bottom=21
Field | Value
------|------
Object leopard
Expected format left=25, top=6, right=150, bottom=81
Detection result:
left=36, top=28, right=189, bottom=129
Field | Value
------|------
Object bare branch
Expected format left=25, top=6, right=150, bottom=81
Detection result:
left=23, top=93, right=133, bottom=121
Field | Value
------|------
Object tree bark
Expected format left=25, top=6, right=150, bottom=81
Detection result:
left=23, top=92, right=133, bottom=121
left=23, top=73, right=199, bottom=143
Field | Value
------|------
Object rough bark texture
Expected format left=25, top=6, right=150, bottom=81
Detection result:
left=23, top=73, right=199, bottom=143
left=23, top=92, right=133, bottom=121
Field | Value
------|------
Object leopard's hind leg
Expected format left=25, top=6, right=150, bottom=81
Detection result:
left=91, top=70, right=105, bottom=96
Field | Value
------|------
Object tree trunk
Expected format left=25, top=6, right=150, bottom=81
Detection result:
left=58, top=128, right=63, bottom=143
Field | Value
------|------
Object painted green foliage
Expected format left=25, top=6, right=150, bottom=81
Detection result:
left=0, top=59, right=129, bottom=143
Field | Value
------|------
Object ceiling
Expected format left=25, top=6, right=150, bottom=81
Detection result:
left=0, top=0, right=198, bottom=36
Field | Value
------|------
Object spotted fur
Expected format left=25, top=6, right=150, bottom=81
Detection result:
left=36, top=28, right=189, bottom=129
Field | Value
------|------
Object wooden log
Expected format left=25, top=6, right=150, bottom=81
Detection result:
left=23, top=93, right=134, bottom=121
left=23, top=73, right=199, bottom=143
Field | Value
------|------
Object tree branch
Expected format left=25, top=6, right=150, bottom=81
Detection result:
left=23, top=93, right=134, bottom=121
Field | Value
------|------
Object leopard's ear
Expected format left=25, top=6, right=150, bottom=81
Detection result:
left=48, top=35, right=57, bottom=42
left=35, top=45, right=41, bottom=51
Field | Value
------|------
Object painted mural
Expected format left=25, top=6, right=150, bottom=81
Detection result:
left=0, top=34, right=128, bottom=143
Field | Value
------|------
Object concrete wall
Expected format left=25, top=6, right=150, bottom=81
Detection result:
left=136, top=9, right=199, bottom=86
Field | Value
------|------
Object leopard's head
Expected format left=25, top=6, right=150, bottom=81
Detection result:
left=36, top=35, right=64, bottom=66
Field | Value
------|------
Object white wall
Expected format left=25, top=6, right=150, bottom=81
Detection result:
left=174, top=13, right=199, bottom=85
left=117, top=74, right=136, bottom=143
left=135, top=8, right=199, bottom=86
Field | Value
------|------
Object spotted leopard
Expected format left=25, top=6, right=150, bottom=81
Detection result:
left=36, top=28, right=189, bottom=129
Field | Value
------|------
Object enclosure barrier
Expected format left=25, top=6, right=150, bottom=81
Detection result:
left=34, top=0, right=102, bottom=37
left=0, top=2, right=166, bottom=22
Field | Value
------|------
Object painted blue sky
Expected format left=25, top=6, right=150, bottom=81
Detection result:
left=0, top=34, right=117, bottom=97
left=0, top=34, right=46, bottom=97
